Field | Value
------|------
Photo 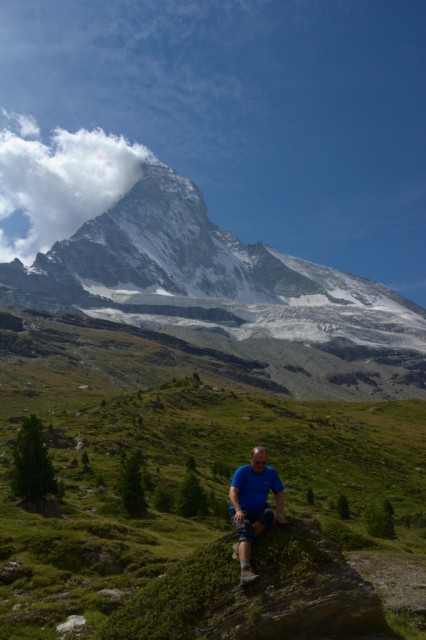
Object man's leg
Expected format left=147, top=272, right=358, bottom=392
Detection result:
left=253, top=521, right=267, bottom=538
left=236, top=521, right=266, bottom=562
left=231, top=512, right=260, bottom=583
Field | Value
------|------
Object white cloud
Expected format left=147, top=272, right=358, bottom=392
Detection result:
left=0, top=117, right=157, bottom=264
left=0, top=108, right=40, bottom=139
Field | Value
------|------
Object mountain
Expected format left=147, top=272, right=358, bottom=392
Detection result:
left=0, top=159, right=425, bottom=401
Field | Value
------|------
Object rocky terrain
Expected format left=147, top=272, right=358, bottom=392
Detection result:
left=347, top=552, right=426, bottom=617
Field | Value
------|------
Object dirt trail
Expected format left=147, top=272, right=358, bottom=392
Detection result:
left=346, top=552, right=426, bottom=614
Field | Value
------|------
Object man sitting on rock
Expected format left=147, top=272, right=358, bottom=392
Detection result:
left=229, top=446, right=286, bottom=584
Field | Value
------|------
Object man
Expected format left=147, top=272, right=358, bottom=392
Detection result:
left=229, top=446, right=286, bottom=584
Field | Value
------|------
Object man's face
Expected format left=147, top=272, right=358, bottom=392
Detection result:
left=250, top=451, right=268, bottom=474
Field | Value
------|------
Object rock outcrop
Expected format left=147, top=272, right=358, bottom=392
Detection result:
left=205, top=520, right=390, bottom=639
left=101, top=517, right=392, bottom=640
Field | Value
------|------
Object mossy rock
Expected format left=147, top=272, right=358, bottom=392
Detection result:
left=100, top=518, right=388, bottom=640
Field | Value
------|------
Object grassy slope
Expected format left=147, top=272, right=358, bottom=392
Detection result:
left=0, top=350, right=425, bottom=638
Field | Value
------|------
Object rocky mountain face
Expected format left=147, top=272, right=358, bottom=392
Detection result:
left=0, top=159, right=425, bottom=401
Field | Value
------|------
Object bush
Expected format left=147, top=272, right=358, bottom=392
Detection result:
left=152, top=483, right=175, bottom=513
left=364, top=500, right=395, bottom=539
left=322, top=518, right=375, bottom=551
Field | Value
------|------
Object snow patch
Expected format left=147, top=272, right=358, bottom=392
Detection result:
left=284, top=294, right=333, bottom=307
left=79, top=279, right=175, bottom=302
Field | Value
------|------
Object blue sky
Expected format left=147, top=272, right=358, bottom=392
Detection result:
left=0, top=0, right=425, bottom=307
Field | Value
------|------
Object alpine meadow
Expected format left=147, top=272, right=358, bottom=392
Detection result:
left=0, top=307, right=425, bottom=639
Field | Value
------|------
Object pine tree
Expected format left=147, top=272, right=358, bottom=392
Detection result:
left=336, top=494, right=350, bottom=519
left=185, top=455, right=197, bottom=471
left=176, top=470, right=208, bottom=517
left=306, top=487, right=314, bottom=505
left=118, top=450, right=147, bottom=515
left=11, top=414, right=58, bottom=500
left=383, top=499, right=394, bottom=517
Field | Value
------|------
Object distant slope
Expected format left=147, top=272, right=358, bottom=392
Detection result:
left=1, top=306, right=425, bottom=402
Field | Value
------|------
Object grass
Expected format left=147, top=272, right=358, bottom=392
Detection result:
left=0, top=350, right=425, bottom=638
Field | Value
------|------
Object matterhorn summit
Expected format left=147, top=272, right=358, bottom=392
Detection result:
left=0, top=157, right=425, bottom=400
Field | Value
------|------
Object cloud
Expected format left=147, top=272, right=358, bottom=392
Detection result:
left=1, top=108, right=40, bottom=138
left=0, top=117, right=157, bottom=264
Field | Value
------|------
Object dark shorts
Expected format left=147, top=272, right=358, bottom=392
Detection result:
left=230, top=506, right=275, bottom=543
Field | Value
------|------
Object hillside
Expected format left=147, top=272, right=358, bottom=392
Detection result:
left=1, top=306, right=425, bottom=404
left=0, top=308, right=425, bottom=639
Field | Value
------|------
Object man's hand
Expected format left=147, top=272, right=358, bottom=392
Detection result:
left=234, top=509, right=245, bottom=524
left=276, top=513, right=287, bottom=525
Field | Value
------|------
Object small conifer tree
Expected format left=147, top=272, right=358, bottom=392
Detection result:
left=307, top=487, right=314, bottom=505
left=118, top=450, right=147, bottom=515
left=337, top=494, right=350, bottom=519
left=383, top=499, right=394, bottom=517
left=185, top=455, right=197, bottom=471
left=11, top=414, right=59, bottom=500
left=176, top=470, right=208, bottom=517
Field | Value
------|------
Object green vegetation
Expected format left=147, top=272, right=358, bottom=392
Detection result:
left=336, top=494, right=350, bottom=520
left=117, top=450, right=147, bottom=516
left=365, top=500, right=396, bottom=539
left=0, top=368, right=425, bottom=639
left=100, top=522, right=329, bottom=640
left=10, top=414, right=58, bottom=500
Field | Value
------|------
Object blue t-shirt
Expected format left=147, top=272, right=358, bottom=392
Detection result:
left=229, top=464, right=284, bottom=512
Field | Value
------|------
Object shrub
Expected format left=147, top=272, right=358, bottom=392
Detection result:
left=152, top=483, right=175, bottom=513
left=322, top=518, right=375, bottom=551
left=364, top=500, right=395, bottom=539
left=307, top=487, right=314, bottom=505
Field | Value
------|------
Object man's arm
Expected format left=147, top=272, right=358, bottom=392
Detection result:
left=229, top=486, right=245, bottom=524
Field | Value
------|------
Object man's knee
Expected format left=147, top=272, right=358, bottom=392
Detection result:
left=231, top=514, right=255, bottom=543
left=257, top=507, right=274, bottom=529
left=238, top=531, right=254, bottom=543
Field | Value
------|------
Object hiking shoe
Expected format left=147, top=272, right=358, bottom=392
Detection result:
left=232, top=542, right=239, bottom=560
left=240, top=566, right=260, bottom=585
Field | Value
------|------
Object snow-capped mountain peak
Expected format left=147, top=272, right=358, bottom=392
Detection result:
left=0, top=159, right=425, bottom=379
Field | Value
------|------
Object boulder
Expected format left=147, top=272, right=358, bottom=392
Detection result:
left=102, top=517, right=392, bottom=640
left=0, top=560, right=33, bottom=584
left=204, top=520, right=390, bottom=639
